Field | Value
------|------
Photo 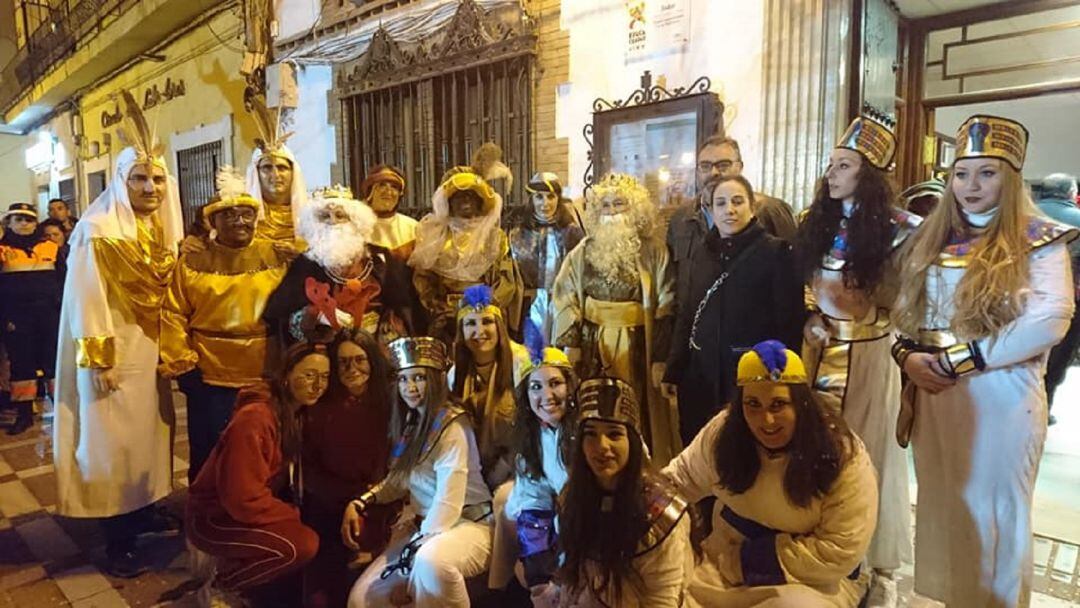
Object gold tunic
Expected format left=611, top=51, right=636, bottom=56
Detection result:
left=255, top=203, right=296, bottom=243
left=159, top=239, right=290, bottom=387
left=76, top=217, right=176, bottom=367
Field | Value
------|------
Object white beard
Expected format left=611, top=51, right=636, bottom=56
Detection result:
left=586, top=214, right=641, bottom=283
left=303, top=221, right=369, bottom=271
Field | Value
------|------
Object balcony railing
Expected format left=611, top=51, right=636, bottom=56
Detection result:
left=1, top=0, right=142, bottom=117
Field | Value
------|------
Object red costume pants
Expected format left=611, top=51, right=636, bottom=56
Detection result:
left=187, top=511, right=318, bottom=591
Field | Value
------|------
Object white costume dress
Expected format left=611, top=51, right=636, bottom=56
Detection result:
left=347, top=404, right=494, bottom=608
left=53, top=147, right=184, bottom=518
left=557, top=474, right=694, bottom=608
left=371, top=213, right=419, bottom=261
left=803, top=207, right=919, bottom=571
left=663, top=412, right=877, bottom=607
left=903, top=216, right=1076, bottom=607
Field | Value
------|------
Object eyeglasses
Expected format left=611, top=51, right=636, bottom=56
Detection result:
left=338, top=355, right=370, bottom=370
left=372, top=182, right=401, bottom=193
left=293, top=371, right=330, bottom=386
left=9, top=216, right=36, bottom=223
left=217, top=208, right=257, bottom=223
left=698, top=160, right=738, bottom=172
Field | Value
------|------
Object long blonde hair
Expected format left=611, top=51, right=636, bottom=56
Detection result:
left=894, top=163, right=1036, bottom=340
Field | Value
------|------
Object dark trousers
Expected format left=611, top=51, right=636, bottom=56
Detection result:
left=1, top=303, right=59, bottom=402
left=676, top=370, right=722, bottom=446
left=101, top=505, right=157, bottom=553
left=1046, top=301, right=1080, bottom=410
left=178, top=373, right=238, bottom=483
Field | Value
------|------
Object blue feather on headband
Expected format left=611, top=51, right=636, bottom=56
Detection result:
left=523, top=319, right=546, bottom=365
left=462, top=284, right=494, bottom=309
left=752, top=340, right=788, bottom=375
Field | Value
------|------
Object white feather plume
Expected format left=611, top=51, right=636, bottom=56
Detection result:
left=215, top=165, right=248, bottom=199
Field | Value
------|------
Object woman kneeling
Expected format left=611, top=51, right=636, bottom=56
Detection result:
left=663, top=340, right=878, bottom=607
left=185, top=342, right=327, bottom=604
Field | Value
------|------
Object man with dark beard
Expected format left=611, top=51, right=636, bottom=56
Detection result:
left=551, top=173, right=679, bottom=463
left=263, top=185, right=420, bottom=348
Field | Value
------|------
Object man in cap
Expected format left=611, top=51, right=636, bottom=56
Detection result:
left=361, top=164, right=418, bottom=263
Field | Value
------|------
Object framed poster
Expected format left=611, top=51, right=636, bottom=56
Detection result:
left=590, top=90, right=722, bottom=211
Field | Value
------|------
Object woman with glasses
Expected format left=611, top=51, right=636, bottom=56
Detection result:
left=346, top=336, right=493, bottom=608
left=186, top=341, right=328, bottom=607
left=0, top=202, right=62, bottom=435
left=302, top=328, right=397, bottom=608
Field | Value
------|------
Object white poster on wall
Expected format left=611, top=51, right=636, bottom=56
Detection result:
left=625, top=0, right=691, bottom=63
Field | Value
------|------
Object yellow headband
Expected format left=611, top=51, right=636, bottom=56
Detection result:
left=202, top=194, right=261, bottom=220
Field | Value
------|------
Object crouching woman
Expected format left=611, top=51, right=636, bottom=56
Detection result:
left=346, top=337, right=493, bottom=608
left=185, top=341, right=327, bottom=602
left=663, top=340, right=878, bottom=607
left=536, top=377, right=693, bottom=607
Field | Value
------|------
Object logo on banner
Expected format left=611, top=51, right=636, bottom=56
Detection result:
left=625, top=0, right=690, bottom=63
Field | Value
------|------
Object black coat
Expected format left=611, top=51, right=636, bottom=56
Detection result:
left=664, top=220, right=804, bottom=406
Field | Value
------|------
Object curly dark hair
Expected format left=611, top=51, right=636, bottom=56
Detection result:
left=795, top=163, right=897, bottom=291
left=511, top=366, right=579, bottom=481
left=713, top=383, right=854, bottom=508
left=557, top=422, right=648, bottom=605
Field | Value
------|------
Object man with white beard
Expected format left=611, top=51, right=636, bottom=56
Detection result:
left=263, top=185, right=420, bottom=347
left=551, top=173, right=680, bottom=463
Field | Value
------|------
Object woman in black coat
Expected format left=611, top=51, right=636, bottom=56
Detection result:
left=663, top=175, right=804, bottom=445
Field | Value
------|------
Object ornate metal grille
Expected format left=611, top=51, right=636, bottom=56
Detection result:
left=335, top=0, right=536, bottom=216
left=176, top=140, right=223, bottom=233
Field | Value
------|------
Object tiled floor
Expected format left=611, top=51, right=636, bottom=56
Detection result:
left=1, top=388, right=1078, bottom=607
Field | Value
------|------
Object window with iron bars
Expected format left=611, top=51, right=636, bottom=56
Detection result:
left=340, top=54, right=534, bottom=218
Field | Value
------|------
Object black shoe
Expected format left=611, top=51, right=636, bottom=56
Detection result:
left=104, top=547, right=151, bottom=579
left=1049, top=414, right=1058, bottom=426
left=138, top=505, right=182, bottom=537
left=6, top=404, right=32, bottom=436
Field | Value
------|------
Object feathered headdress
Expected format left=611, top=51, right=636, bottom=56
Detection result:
left=115, top=90, right=164, bottom=164
left=515, top=319, right=572, bottom=386
left=456, top=284, right=503, bottom=322
left=471, top=142, right=513, bottom=190
left=247, top=92, right=294, bottom=159
left=202, top=165, right=259, bottom=221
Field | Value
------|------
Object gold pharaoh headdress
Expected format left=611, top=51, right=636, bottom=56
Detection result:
left=115, top=90, right=164, bottom=165
left=955, top=114, right=1028, bottom=171
left=577, top=377, right=641, bottom=436
left=247, top=92, right=294, bottom=163
left=388, top=337, right=448, bottom=371
left=836, top=115, right=897, bottom=170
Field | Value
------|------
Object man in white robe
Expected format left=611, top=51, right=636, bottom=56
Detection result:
left=53, top=101, right=185, bottom=578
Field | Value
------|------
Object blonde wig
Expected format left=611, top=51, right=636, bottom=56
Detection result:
left=893, top=161, right=1037, bottom=341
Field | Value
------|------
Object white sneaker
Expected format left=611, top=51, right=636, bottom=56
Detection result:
left=865, top=574, right=898, bottom=608
left=197, top=579, right=248, bottom=608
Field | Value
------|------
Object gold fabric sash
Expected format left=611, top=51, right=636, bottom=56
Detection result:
left=583, top=297, right=645, bottom=328
left=824, top=308, right=892, bottom=342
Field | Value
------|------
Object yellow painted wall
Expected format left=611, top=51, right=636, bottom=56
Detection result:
left=0, top=133, right=35, bottom=206
left=78, top=10, right=260, bottom=181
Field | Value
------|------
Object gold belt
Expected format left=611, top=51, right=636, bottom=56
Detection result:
left=583, top=297, right=645, bottom=328
left=823, top=308, right=892, bottom=342
left=916, top=328, right=959, bottom=349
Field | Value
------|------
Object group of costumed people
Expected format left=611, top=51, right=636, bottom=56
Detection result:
left=25, top=75, right=1074, bottom=608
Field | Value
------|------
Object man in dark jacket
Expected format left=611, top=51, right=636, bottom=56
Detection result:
left=666, top=136, right=796, bottom=312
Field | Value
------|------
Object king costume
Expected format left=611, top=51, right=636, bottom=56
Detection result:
left=53, top=92, right=183, bottom=523
left=246, top=93, right=309, bottom=245
left=159, top=168, right=291, bottom=482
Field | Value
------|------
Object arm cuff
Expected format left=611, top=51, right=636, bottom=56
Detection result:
left=890, top=337, right=916, bottom=368
left=75, top=337, right=115, bottom=369
left=740, top=534, right=786, bottom=587
left=940, top=341, right=986, bottom=378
